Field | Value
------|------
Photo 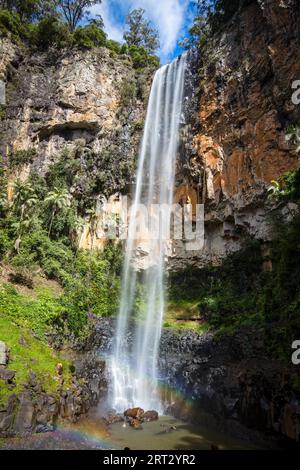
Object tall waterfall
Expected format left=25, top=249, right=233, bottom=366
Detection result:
left=110, top=54, right=187, bottom=412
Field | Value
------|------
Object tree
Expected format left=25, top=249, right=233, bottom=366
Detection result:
left=0, top=0, right=41, bottom=21
left=56, top=0, right=101, bottom=32
left=124, top=8, right=159, bottom=55
left=73, top=22, right=106, bottom=49
left=86, top=202, right=99, bottom=250
left=12, top=180, right=37, bottom=251
left=13, top=180, right=37, bottom=221
left=45, top=187, right=72, bottom=237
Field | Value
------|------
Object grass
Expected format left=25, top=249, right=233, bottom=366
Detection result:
left=0, top=282, right=64, bottom=338
left=163, top=299, right=210, bottom=334
left=0, top=314, right=71, bottom=406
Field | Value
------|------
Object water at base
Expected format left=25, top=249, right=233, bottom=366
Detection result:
left=110, top=55, right=187, bottom=412
left=107, top=416, right=259, bottom=451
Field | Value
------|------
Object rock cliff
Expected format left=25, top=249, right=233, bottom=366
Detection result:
left=173, top=0, right=300, bottom=269
left=0, top=40, right=152, bottom=249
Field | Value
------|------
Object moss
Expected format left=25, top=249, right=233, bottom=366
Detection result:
left=0, top=315, right=71, bottom=406
left=164, top=299, right=210, bottom=335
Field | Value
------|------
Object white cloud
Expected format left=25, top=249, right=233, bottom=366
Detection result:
left=130, top=0, right=188, bottom=61
left=90, top=0, right=189, bottom=63
left=90, top=0, right=124, bottom=44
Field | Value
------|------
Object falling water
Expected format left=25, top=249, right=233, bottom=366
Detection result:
left=110, top=54, right=187, bottom=412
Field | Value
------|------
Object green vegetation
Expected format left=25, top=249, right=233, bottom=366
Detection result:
left=0, top=312, right=71, bottom=406
left=9, top=148, right=37, bottom=168
left=73, top=23, right=107, bottom=49
left=0, top=146, right=124, bottom=338
left=168, top=219, right=300, bottom=361
left=120, top=79, right=136, bottom=107
left=0, top=3, right=160, bottom=71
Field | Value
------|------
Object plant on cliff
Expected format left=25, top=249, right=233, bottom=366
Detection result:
left=30, top=15, right=73, bottom=49
left=285, top=125, right=300, bottom=154
left=9, top=148, right=37, bottom=168
left=267, top=125, right=300, bottom=202
left=73, top=22, right=106, bottom=48
left=11, top=180, right=37, bottom=252
left=44, top=186, right=72, bottom=237
left=186, top=0, right=255, bottom=49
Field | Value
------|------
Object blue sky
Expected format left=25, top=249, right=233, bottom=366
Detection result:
left=90, top=0, right=196, bottom=64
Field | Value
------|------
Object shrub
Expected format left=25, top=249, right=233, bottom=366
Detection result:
left=0, top=283, right=64, bottom=336
left=30, top=16, right=72, bottom=50
left=106, top=39, right=121, bottom=54
left=62, top=244, right=122, bottom=334
left=9, top=148, right=37, bottom=168
left=73, top=24, right=107, bottom=49
left=0, top=9, right=26, bottom=41
left=11, top=229, right=74, bottom=284
left=120, top=79, right=136, bottom=107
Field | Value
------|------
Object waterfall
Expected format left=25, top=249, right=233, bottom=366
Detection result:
left=110, top=54, right=187, bottom=413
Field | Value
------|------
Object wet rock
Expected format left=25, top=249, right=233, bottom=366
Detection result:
left=124, top=407, right=144, bottom=420
left=104, top=412, right=124, bottom=425
left=143, top=410, right=159, bottom=422
left=36, top=424, right=55, bottom=433
left=129, top=418, right=143, bottom=430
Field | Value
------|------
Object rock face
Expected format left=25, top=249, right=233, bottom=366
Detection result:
left=0, top=358, right=107, bottom=437
left=159, top=327, right=300, bottom=443
left=0, top=41, right=152, bottom=249
left=1, top=46, right=149, bottom=170
left=172, top=0, right=300, bottom=269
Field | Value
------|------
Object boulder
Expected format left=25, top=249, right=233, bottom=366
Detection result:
left=0, top=369, right=15, bottom=383
left=104, top=412, right=124, bottom=425
left=129, top=418, right=142, bottom=430
left=144, top=410, right=159, bottom=422
left=124, top=407, right=144, bottom=420
left=0, top=341, right=7, bottom=366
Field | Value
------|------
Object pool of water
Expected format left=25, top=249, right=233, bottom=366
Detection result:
left=106, top=415, right=258, bottom=450
left=1, top=414, right=260, bottom=450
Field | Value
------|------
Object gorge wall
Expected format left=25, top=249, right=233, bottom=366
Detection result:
left=0, top=39, right=151, bottom=249
left=173, top=0, right=300, bottom=269
left=1, top=0, right=299, bottom=262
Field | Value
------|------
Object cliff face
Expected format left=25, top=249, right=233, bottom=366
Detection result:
left=1, top=43, right=149, bottom=165
left=0, top=41, right=151, bottom=248
left=173, top=0, right=300, bottom=269
left=1, top=1, right=300, bottom=265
